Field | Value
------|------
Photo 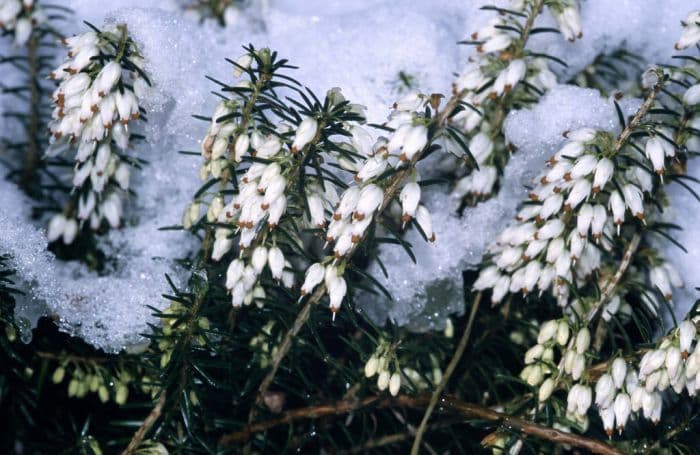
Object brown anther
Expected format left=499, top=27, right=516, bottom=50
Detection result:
left=563, top=172, right=572, bottom=181
left=635, top=212, right=644, bottom=220
left=333, top=212, right=341, bottom=221
left=592, top=186, right=601, bottom=193
left=91, top=104, right=99, bottom=113
left=291, top=146, right=298, bottom=155
left=351, top=234, right=361, bottom=243
left=540, top=176, right=548, bottom=185
left=354, top=175, right=362, bottom=183
left=261, top=202, right=270, bottom=210
left=528, top=193, right=539, bottom=201
left=399, top=153, right=408, bottom=162
left=553, top=187, right=562, bottom=194
left=354, top=212, right=365, bottom=221
left=563, top=204, right=572, bottom=212
left=429, top=93, right=444, bottom=111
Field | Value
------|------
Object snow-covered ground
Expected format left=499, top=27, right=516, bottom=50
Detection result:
left=0, top=0, right=698, bottom=351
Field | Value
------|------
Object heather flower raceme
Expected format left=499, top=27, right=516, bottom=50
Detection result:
left=46, top=24, right=149, bottom=244
left=0, top=0, right=45, bottom=46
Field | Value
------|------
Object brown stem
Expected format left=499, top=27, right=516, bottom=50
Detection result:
left=121, top=392, right=166, bottom=455
left=614, top=78, right=664, bottom=150
left=220, top=394, right=622, bottom=454
left=410, top=292, right=481, bottom=454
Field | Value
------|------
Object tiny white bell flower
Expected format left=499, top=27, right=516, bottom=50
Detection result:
left=356, top=156, right=387, bottom=182
left=679, top=320, right=696, bottom=354
left=291, top=117, right=318, bottom=154
left=114, top=163, right=130, bottom=190
left=225, top=259, right=245, bottom=289
left=415, top=205, right=435, bottom=242
left=564, top=179, right=591, bottom=211
left=600, top=406, right=615, bottom=437
left=62, top=218, right=78, bottom=244
left=95, top=61, right=122, bottom=97
left=622, top=184, right=644, bottom=220
left=250, top=247, right=268, bottom=274
left=307, top=193, right=326, bottom=228
left=48, top=214, right=67, bottom=242
left=211, top=236, right=233, bottom=261
left=400, top=125, right=428, bottom=162
left=650, top=266, right=672, bottom=301
left=354, top=184, right=384, bottom=220
left=232, top=53, right=253, bottom=77
left=328, top=274, right=347, bottom=316
left=399, top=182, right=421, bottom=222
left=267, top=246, right=285, bottom=281
left=612, top=358, right=627, bottom=389
left=665, top=346, right=682, bottom=379
left=478, top=33, right=512, bottom=53
left=301, top=263, right=325, bottom=295
left=393, top=92, right=425, bottom=112
left=683, top=84, right=700, bottom=105
left=595, top=374, right=615, bottom=408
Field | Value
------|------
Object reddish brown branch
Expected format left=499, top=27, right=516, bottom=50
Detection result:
left=219, top=394, right=622, bottom=455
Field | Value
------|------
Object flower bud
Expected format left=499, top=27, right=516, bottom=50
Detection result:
left=377, top=370, right=390, bottom=391
left=612, top=358, right=627, bottom=389
left=389, top=372, right=401, bottom=396
left=575, top=328, right=591, bottom=353
left=364, top=356, right=379, bottom=378
left=538, top=378, right=554, bottom=402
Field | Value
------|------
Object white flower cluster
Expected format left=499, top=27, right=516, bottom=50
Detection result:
left=547, top=0, right=583, bottom=42
left=300, top=95, right=436, bottom=315
left=0, top=0, right=45, bottom=47
left=472, top=124, right=684, bottom=307
left=592, top=320, right=699, bottom=435
left=364, top=341, right=402, bottom=396
left=446, top=0, right=565, bottom=203
left=204, top=110, right=300, bottom=306
left=46, top=26, right=148, bottom=244
left=520, top=321, right=593, bottom=427
left=675, top=10, right=700, bottom=50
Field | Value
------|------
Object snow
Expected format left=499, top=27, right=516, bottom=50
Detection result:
left=0, top=0, right=698, bottom=350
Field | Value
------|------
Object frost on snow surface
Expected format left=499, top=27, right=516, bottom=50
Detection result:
left=0, top=0, right=698, bottom=350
